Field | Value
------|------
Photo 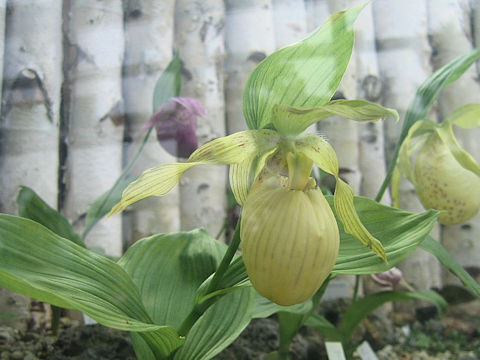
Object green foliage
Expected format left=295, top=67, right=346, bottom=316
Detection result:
left=420, top=237, right=480, bottom=298
left=152, top=53, right=181, bottom=112
left=0, top=214, right=183, bottom=358
left=17, top=186, right=83, bottom=247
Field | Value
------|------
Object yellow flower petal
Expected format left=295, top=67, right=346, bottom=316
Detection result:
left=296, top=134, right=387, bottom=261
left=109, top=162, right=196, bottom=216
left=109, top=130, right=279, bottom=215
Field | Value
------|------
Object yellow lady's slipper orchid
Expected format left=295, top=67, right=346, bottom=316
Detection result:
left=241, top=153, right=339, bottom=305
left=413, top=132, right=480, bottom=225
left=395, top=106, right=480, bottom=226
left=110, top=123, right=388, bottom=305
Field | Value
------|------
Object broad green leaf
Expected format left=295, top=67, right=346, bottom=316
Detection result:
left=152, top=53, right=181, bottom=112
left=297, top=134, right=386, bottom=260
left=332, top=197, right=439, bottom=274
left=436, top=124, right=480, bottom=176
left=376, top=47, right=480, bottom=202
left=118, top=230, right=257, bottom=360
left=173, top=288, right=255, bottom=360
left=340, top=290, right=447, bottom=341
left=118, top=229, right=226, bottom=329
left=272, top=100, right=399, bottom=135
left=304, top=313, right=342, bottom=341
left=110, top=130, right=278, bottom=215
left=243, top=5, right=365, bottom=130
left=420, top=236, right=480, bottom=299
left=0, top=214, right=183, bottom=358
left=16, top=186, right=83, bottom=247
left=445, top=103, right=480, bottom=129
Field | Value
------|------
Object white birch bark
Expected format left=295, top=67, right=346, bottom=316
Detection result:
left=62, top=0, right=124, bottom=257
left=427, top=0, right=480, bottom=285
left=373, top=0, right=441, bottom=292
left=304, top=0, right=329, bottom=33
left=224, top=0, right=275, bottom=134
left=123, top=0, right=179, bottom=244
left=272, top=0, right=307, bottom=48
left=0, top=0, right=62, bottom=330
left=0, top=0, right=5, bottom=104
left=175, top=0, right=227, bottom=239
left=353, top=2, right=391, bottom=204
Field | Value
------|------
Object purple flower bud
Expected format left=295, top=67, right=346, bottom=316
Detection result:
left=371, top=267, right=403, bottom=287
left=144, top=97, right=206, bottom=158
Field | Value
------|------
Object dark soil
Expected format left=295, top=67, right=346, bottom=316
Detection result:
left=1, top=300, right=479, bottom=360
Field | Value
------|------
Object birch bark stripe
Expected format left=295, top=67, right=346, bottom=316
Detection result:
left=0, top=0, right=5, bottom=106
left=0, top=0, right=62, bottom=330
left=175, top=0, right=227, bottom=238
left=427, top=0, right=480, bottom=285
left=123, top=0, right=179, bottom=245
left=62, top=0, right=124, bottom=257
left=224, top=0, right=275, bottom=135
left=373, top=0, right=441, bottom=292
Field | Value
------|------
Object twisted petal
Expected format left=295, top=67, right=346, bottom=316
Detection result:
left=296, top=134, right=387, bottom=261
left=272, top=100, right=399, bottom=136
left=109, top=130, right=278, bottom=215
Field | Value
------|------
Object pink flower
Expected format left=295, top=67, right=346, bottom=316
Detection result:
left=144, top=97, right=206, bottom=158
left=370, top=267, right=403, bottom=287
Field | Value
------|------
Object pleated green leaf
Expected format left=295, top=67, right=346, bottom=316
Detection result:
left=420, top=236, right=480, bottom=299
left=118, top=229, right=226, bottom=328
left=173, top=288, right=255, bottom=360
left=242, top=4, right=364, bottom=130
left=118, top=229, right=256, bottom=360
left=272, top=100, right=399, bottom=136
left=16, top=186, right=83, bottom=247
left=0, top=214, right=183, bottom=358
left=340, top=290, right=447, bottom=341
left=332, top=197, right=438, bottom=274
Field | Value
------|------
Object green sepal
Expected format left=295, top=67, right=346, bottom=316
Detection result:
left=444, top=103, right=480, bottom=129
left=243, top=4, right=365, bottom=130
left=436, top=123, right=480, bottom=176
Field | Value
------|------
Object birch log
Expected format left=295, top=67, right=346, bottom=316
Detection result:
left=123, top=0, right=179, bottom=244
left=0, top=0, right=62, bottom=330
left=224, top=0, right=275, bottom=134
left=0, top=0, right=5, bottom=103
left=175, top=0, right=227, bottom=239
left=272, top=0, right=307, bottom=48
left=346, top=1, right=394, bottom=320
left=427, top=0, right=480, bottom=285
left=373, top=0, right=442, bottom=292
left=62, top=0, right=124, bottom=257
